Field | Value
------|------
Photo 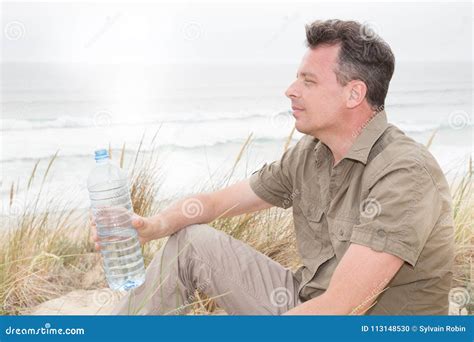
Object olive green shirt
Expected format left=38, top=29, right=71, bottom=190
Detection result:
left=249, top=110, right=454, bottom=315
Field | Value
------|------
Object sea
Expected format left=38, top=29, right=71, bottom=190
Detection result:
left=1, top=61, right=472, bottom=213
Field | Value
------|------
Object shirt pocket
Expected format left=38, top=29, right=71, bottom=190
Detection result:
left=296, top=201, right=325, bottom=239
left=294, top=202, right=334, bottom=274
left=327, top=215, right=358, bottom=260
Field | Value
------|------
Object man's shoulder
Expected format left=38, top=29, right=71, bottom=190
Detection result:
left=366, top=124, right=449, bottom=194
left=373, top=124, right=425, bottom=162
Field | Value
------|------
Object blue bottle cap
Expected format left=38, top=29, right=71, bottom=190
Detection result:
left=94, top=149, right=109, bottom=161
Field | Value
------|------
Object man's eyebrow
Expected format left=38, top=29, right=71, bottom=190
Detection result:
left=296, top=71, right=318, bottom=79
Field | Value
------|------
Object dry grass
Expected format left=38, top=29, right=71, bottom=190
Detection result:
left=449, top=157, right=473, bottom=294
left=0, top=131, right=472, bottom=315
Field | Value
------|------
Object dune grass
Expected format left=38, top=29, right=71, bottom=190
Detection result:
left=0, top=131, right=472, bottom=315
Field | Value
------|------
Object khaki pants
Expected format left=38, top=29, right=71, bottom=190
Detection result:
left=111, top=224, right=302, bottom=315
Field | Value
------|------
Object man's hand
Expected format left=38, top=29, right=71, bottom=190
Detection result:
left=89, top=212, right=163, bottom=251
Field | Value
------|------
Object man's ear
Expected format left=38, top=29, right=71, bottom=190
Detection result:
left=346, top=80, right=367, bottom=109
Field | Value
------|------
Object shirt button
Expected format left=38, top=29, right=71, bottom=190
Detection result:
left=339, top=229, right=344, bottom=237
left=377, top=229, right=386, bottom=238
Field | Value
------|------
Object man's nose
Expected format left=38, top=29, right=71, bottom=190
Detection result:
left=285, top=80, right=300, bottom=99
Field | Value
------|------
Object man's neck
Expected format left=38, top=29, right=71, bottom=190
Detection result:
left=316, top=109, right=378, bottom=167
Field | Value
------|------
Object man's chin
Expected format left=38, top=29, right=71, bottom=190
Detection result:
left=295, top=121, right=322, bottom=138
left=294, top=121, right=311, bottom=135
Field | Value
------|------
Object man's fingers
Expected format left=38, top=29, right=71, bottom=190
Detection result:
left=91, top=229, right=98, bottom=242
left=92, top=214, right=145, bottom=250
left=131, top=216, right=145, bottom=229
left=89, top=214, right=96, bottom=227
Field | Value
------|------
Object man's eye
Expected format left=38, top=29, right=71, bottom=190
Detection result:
left=304, top=80, right=314, bottom=85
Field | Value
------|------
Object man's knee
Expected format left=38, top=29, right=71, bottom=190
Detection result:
left=170, top=224, right=222, bottom=254
left=148, top=225, right=214, bottom=266
left=173, top=223, right=217, bottom=241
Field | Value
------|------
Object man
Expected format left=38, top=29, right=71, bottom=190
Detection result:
left=91, top=19, right=454, bottom=315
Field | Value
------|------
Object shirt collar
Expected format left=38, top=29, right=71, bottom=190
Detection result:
left=313, top=109, right=389, bottom=165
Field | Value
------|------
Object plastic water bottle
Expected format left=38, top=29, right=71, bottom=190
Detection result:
left=87, top=149, right=146, bottom=291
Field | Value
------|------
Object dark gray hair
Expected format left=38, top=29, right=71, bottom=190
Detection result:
left=305, top=19, right=395, bottom=109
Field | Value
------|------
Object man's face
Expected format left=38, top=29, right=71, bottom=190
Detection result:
left=285, top=44, right=347, bottom=136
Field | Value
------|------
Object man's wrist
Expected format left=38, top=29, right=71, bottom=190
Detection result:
left=148, top=213, right=168, bottom=240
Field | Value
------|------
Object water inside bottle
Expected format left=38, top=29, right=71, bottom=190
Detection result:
left=94, top=205, right=145, bottom=291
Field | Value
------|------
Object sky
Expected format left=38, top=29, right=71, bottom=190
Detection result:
left=1, top=1, right=472, bottom=65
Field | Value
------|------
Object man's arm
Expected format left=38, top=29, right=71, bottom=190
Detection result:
left=141, top=179, right=273, bottom=240
left=284, top=243, right=404, bottom=315
left=91, top=179, right=272, bottom=250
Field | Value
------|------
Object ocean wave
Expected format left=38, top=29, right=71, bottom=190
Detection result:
left=389, top=84, right=472, bottom=95
left=1, top=112, right=283, bottom=131
left=1, top=117, right=471, bottom=164
left=3, top=107, right=471, bottom=133
left=0, top=136, right=300, bottom=163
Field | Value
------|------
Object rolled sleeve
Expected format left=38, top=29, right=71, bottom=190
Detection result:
left=249, top=142, right=299, bottom=209
left=350, top=158, right=443, bottom=267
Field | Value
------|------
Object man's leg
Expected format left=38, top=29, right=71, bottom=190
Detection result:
left=110, top=224, right=301, bottom=315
